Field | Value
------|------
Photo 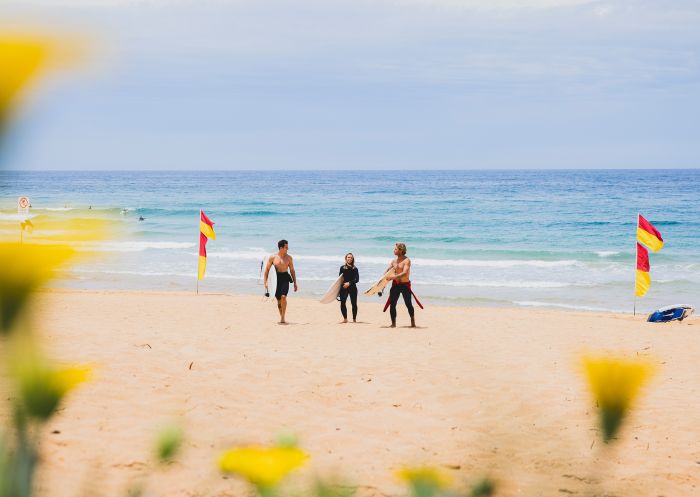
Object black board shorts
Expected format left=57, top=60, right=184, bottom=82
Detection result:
left=275, top=271, right=292, bottom=300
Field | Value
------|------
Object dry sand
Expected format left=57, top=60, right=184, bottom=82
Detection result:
left=13, top=290, right=700, bottom=496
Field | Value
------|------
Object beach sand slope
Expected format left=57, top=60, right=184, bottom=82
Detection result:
left=16, top=290, right=700, bottom=497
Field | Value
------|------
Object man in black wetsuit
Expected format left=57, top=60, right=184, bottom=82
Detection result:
left=263, top=240, right=298, bottom=324
left=339, top=253, right=359, bottom=323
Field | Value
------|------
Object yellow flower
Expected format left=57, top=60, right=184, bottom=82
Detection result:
left=10, top=338, right=91, bottom=420
left=0, top=36, right=49, bottom=116
left=22, top=217, right=115, bottom=244
left=396, top=466, right=452, bottom=497
left=0, top=34, right=83, bottom=121
left=0, top=214, right=114, bottom=333
left=218, top=446, right=309, bottom=488
left=0, top=242, right=75, bottom=333
left=582, top=355, right=654, bottom=442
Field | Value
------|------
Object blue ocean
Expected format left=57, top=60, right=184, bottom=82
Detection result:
left=1, top=170, right=698, bottom=313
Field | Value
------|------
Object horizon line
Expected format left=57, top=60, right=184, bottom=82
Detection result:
left=3, top=167, right=700, bottom=173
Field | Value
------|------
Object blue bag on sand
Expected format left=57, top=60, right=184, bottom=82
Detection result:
left=647, top=305, right=694, bottom=323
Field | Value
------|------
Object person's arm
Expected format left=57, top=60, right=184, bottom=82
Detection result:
left=341, top=265, right=350, bottom=288
left=289, top=256, right=298, bottom=291
left=354, top=267, right=359, bottom=284
left=263, top=256, right=274, bottom=290
left=385, top=260, right=396, bottom=280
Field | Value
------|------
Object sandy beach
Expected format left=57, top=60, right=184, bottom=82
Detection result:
left=5, top=289, right=692, bottom=497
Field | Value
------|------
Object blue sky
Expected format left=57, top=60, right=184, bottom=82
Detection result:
left=3, top=0, right=700, bottom=169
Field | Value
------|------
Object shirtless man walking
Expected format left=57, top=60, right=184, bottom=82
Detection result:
left=385, top=242, right=419, bottom=328
left=263, top=239, right=298, bottom=324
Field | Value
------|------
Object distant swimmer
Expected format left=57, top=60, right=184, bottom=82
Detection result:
left=263, top=239, right=298, bottom=324
left=384, top=242, right=423, bottom=328
left=138, top=216, right=145, bottom=221
left=88, top=206, right=92, bottom=210
left=338, top=253, right=359, bottom=323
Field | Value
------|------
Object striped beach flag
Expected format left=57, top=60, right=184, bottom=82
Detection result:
left=198, top=211, right=216, bottom=280
left=637, top=214, right=663, bottom=252
left=635, top=242, right=650, bottom=297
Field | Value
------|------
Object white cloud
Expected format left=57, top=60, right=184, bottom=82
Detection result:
left=3, top=0, right=698, bottom=94
left=5, top=0, right=597, bottom=6
left=399, top=0, right=598, bottom=10
left=593, top=4, right=614, bottom=16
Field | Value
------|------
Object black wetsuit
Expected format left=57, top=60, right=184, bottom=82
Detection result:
left=275, top=271, right=292, bottom=300
left=339, top=264, right=359, bottom=320
left=389, top=283, right=414, bottom=322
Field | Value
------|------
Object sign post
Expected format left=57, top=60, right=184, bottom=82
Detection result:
left=17, top=196, right=30, bottom=216
left=18, top=196, right=31, bottom=244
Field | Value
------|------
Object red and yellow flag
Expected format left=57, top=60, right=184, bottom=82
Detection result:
left=198, top=211, right=216, bottom=280
left=635, top=242, right=650, bottom=297
left=637, top=215, right=663, bottom=252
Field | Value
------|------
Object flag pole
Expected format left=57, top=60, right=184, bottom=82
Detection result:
left=633, top=213, right=639, bottom=316
left=196, top=210, right=200, bottom=296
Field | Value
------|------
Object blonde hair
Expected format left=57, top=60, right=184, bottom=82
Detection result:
left=395, top=242, right=407, bottom=255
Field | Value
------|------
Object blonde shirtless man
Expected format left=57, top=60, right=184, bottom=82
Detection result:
left=384, top=242, right=420, bottom=328
left=263, top=239, right=298, bottom=324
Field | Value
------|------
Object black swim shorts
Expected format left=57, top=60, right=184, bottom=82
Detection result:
left=275, top=271, right=292, bottom=300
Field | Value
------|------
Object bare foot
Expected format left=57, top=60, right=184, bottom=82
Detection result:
left=278, top=320, right=287, bottom=325
left=390, top=322, right=396, bottom=328
left=341, top=319, right=348, bottom=324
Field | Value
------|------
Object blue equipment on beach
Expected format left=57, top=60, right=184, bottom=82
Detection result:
left=647, top=305, right=694, bottom=323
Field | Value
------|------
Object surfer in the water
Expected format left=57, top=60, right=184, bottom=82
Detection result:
left=339, top=253, right=359, bottom=323
left=263, top=239, right=298, bottom=324
left=384, top=242, right=422, bottom=328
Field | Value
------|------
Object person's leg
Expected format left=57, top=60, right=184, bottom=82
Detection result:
left=349, top=285, right=358, bottom=321
left=276, top=297, right=283, bottom=321
left=280, top=295, right=287, bottom=323
left=401, top=286, right=416, bottom=327
left=339, top=288, right=348, bottom=322
left=389, top=285, right=400, bottom=327
left=275, top=275, right=289, bottom=323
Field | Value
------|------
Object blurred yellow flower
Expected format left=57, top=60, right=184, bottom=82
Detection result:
left=10, top=339, right=91, bottom=420
left=0, top=34, right=83, bottom=121
left=582, top=355, right=654, bottom=442
left=0, top=242, right=74, bottom=333
left=0, top=36, right=48, bottom=116
left=0, top=213, right=113, bottom=333
left=22, top=217, right=115, bottom=244
left=396, top=465, right=452, bottom=496
left=218, top=446, right=309, bottom=488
